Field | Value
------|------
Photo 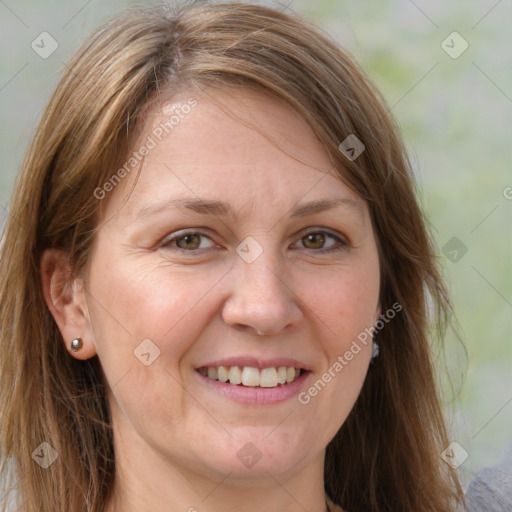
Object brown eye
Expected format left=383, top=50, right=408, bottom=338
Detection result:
left=295, top=230, right=347, bottom=253
left=175, top=233, right=202, bottom=250
left=161, top=231, right=216, bottom=252
left=302, top=232, right=326, bottom=249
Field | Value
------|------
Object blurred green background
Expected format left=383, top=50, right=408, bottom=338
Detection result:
left=1, top=0, right=511, bottom=490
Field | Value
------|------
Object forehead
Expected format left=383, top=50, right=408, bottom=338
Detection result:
left=103, top=88, right=364, bottom=222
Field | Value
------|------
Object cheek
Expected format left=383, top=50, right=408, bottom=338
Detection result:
left=86, top=251, right=224, bottom=367
left=298, top=270, right=377, bottom=430
left=85, top=254, right=221, bottom=424
left=309, top=267, right=379, bottom=350
left=90, top=246, right=170, bottom=327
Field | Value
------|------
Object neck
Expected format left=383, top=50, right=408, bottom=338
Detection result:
left=108, top=479, right=331, bottom=512
left=105, top=412, right=330, bottom=512
left=106, top=466, right=330, bottom=512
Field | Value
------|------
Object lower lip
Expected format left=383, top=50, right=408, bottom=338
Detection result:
left=195, top=370, right=311, bottom=405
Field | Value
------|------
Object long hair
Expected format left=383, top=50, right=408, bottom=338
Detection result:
left=0, top=2, right=464, bottom=511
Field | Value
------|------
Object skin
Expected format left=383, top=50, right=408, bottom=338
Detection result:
left=41, top=88, right=380, bottom=512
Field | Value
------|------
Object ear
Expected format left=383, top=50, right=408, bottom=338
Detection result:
left=40, top=249, right=97, bottom=360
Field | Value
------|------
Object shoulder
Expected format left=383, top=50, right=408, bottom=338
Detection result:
left=465, top=448, right=512, bottom=512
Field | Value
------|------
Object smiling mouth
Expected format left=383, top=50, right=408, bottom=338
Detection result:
left=197, top=365, right=306, bottom=388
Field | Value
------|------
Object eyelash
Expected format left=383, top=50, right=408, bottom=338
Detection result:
left=160, top=229, right=349, bottom=255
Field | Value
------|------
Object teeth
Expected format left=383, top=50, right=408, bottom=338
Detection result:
left=242, top=367, right=260, bottom=386
left=218, top=366, right=229, bottom=383
left=229, top=366, right=242, bottom=385
left=200, top=365, right=303, bottom=388
left=260, top=367, right=278, bottom=387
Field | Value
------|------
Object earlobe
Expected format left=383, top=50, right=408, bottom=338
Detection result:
left=40, top=249, right=97, bottom=359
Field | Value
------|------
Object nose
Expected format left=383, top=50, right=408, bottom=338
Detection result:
left=221, top=249, right=303, bottom=336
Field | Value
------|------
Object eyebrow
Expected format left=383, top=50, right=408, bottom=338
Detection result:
left=135, top=197, right=363, bottom=221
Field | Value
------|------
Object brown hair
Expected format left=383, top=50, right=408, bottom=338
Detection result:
left=0, top=2, right=464, bottom=511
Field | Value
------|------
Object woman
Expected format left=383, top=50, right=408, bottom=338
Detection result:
left=0, top=2, right=464, bottom=511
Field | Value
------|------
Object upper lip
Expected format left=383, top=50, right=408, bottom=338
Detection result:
left=196, top=356, right=311, bottom=371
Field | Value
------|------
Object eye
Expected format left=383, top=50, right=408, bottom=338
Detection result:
left=161, top=231, right=217, bottom=252
left=160, top=228, right=348, bottom=255
left=294, top=230, right=348, bottom=253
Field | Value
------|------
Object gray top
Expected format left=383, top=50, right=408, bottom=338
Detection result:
left=465, top=448, right=512, bottom=512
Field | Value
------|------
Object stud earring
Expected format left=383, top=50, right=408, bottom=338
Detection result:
left=371, top=339, right=380, bottom=361
left=70, top=337, right=83, bottom=352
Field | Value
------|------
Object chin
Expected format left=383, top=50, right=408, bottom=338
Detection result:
left=190, top=431, right=310, bottom=480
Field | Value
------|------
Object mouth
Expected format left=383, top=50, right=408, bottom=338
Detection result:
left=196, top=365, right=306, bottom=388
left=194, top=357, right=312, bottom=405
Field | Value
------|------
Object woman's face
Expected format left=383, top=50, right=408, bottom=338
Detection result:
left=83, top=88, right=380, bottom=481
